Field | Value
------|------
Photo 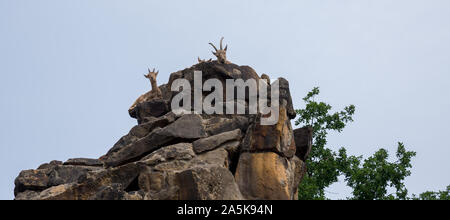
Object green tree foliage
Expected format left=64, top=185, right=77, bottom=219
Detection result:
left=412, top=186, right=450, bottom=200
left=295, top=87, right=355, bottom=200
left=339, top=143, right=416, bottom=200
left=294, top=87, right=445, bottom=200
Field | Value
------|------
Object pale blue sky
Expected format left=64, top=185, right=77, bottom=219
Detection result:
left=1, top=0, right=449, bottom=200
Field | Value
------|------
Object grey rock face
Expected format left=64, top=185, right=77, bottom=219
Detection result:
left=14, top=169, right=50, bottom=195
left=89, top=184, right=129, bottom=200
left=241, top=105, right=296, bottom=158
left=140, top=143, right=196, bottom=166
left=15, top=183, right=78, bottom=200
left=193, top=129, right=242, bottom=154
left=63, top=158, right=103, bottom=167
left=47, top=165, right=101, bottom=187
left=177, top=165, right=244, bottom=200
left=203, top=116, right=249, bottom=136
left=192, top=148, right=230, bottom=169
left=107, top=112, right=177, bottom=155
left=234, top=152, right=299, bottom=200
left=160, top=114, right=207, bottom=140
left=37, top=160, right=62, bottom=170
left=293, top=126, right=313, bottom=161
left=278, top=77, right=296, bottom=120
left=14, top=165, right=101, bottom=196
left=102, top=114, right=207, bottom=167
left=14, top=61, right=312, bottom=200
left=129, top=99, right=170, bottom=123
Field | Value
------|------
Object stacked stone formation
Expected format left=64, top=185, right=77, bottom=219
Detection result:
left=14, top=61, right=313, bottom=200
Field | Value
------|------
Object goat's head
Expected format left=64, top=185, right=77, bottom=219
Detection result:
left=144, top=68, right=159, bottom=82
left=209, top=37, right=228, bottom=64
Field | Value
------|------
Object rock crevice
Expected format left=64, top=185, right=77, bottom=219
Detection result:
left=14, top=61, right=312, bottom=200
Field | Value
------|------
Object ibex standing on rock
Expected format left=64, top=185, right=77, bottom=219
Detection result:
left=129, top=68, right=163, bottom=112
left=209, top=37, right=229, bottom=64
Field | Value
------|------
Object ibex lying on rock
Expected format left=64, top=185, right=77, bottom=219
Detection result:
left=209, top=37, right=229, bottom=64
left=129, top=68, right=163, bottom=111
left=198, top=57, right=212, bottom=63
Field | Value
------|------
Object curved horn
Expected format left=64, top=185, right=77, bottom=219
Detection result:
left=148, top=68, right=151, bottom=73
left=209, top=43, right=218, bottom=52
left=224, top=44, right=228, bottom=51
left=220, top=37, right=224, bottom=50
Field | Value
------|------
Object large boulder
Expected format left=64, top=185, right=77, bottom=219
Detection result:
left=193, top=129, right=242, bottom=154
left=14, top=165, right=101, bottom=196
left=15, top=163, right=141, bottom=200
left=106, top=112, right=177, bottom=155
left=102, top=114, right=207, bottom=167
left=15, top=183, right=78, bottom=200
left=290, top=156, right=307, bottom=200
left=129, top=99, right=170, bottom=124
left=278, top=77, right=296, bottom=120
left=138, top=166, right=181, bottom=200
left=177, top=165, right=243, bottom=200
left=192, top=148, right=231, bottom=169
left=159, top=114, right=207, bottom=139
left=47, top=165, right=102, bottom=187
left=203, top=116, right=249, bottom=136
left=14, top=169, right=50, bottom=195
left=88, top=184, right=145, bottom=200
left=140, top=143, right=196, bottom=166
left=137, top=144, right=233, bottom=200
left=241, top=105, right=296, bottom=158
left=234, top=152, right=299, bottom=200
left=293, top=126, right=313, bottom=161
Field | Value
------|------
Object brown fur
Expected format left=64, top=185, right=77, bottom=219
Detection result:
left=129, top=68, right=163, bottom=111
left=209, top=37, right=230, bottom=64
left=198, top=57, right=212, bottom=63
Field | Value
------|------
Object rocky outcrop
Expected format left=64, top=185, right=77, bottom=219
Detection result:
left=235, top=152, right=305, bottom=200
left=193, top=129, right=242, bottom=154
left=14, top=61, right=312, bottom=200
left=241, top=105, right=296, bottom=158
left=130, top=99, right=170, bottom=124
left=293, top=126, right=313, bottom=161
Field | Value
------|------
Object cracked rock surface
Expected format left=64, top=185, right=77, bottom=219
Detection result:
left=14, top=61, right=312, bottom=200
